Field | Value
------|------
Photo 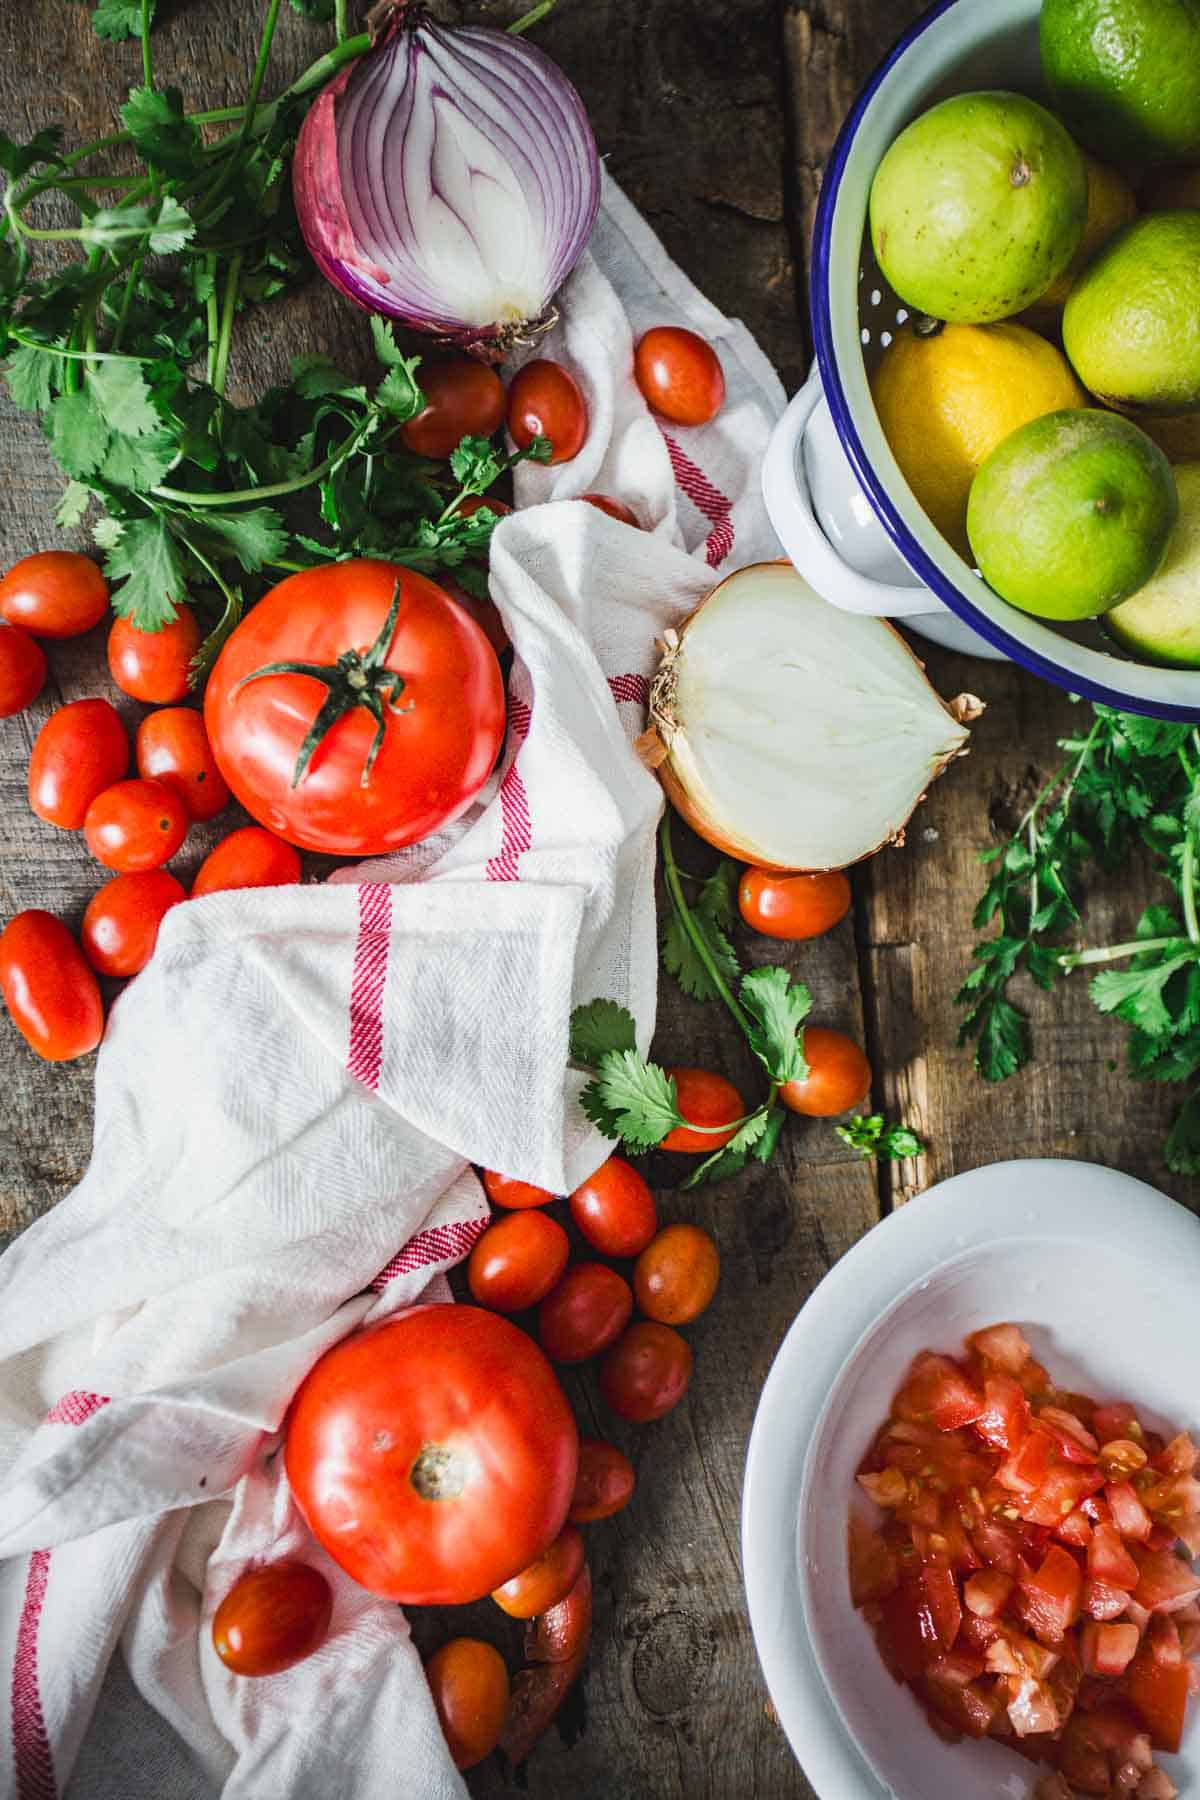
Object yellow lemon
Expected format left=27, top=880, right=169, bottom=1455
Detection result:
left=870, top=319, right=1088, bottom=558
left=1039, top=154, right=1137, bottom=308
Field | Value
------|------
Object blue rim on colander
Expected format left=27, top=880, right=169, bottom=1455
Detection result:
left=809, top=0, right=1200, bottom=722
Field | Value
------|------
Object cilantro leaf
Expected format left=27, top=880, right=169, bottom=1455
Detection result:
left=118, top=86, right=202, bottom=177
left=375, top=360, right=425, bottom=422
left=0, top=125, right=63, bottom=180
left=86, top=360, right=160, bottom=438
left=4, top=344, right=57, bottom=413
left=46, top=389, right=110, bottom=479
left=147, top=196, right=195, bottom=256
left=1165, top=1089, right=1200, bottom=1174
left=569, top=999, right=638, bottom=1067
left=290, top=357, right=367, bottom=402
left=683, top=1104, right=774, bottom=1189
left=1090, top=949, right=1196, bottom=1037
left=965, top=994, right=1030, bottom=1083
left=54, top=480, right=92, bottom=530
left=579, top=1050, right=683, bottom=1151
left=370, top=316, right=418, bottom=371
left=89, top=0, right=156, bottom=39
left=739, top=965, right=812, bottom=1084
left=185, top=506, right=289, bottom=574
left=661, top=860, right=741, bottom=1002
left=99, top=429, right=180, bottom=489
left=449, top=435, right=503, bottom=491
left=836, top=1113, right=924, bottom=1160
left=104, top=515, right=187, bottom=630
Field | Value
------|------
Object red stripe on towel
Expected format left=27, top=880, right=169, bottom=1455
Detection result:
left=661, top=432, right=735, bottom=568
left=12, top=1550, right=55, bottom=1800
left=346, top=883, right=392, bottom=1091
left=486, top=699, right=533, bottom=883
left=369, top=1217, right=490, bottom=1292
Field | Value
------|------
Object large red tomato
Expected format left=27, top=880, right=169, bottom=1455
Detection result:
left=284, top=1305, right=578, bottom=1606
left=204, top=561, right=506, bottom=855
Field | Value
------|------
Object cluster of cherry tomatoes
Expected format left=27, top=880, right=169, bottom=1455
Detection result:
left=0, top=550, right=304, bottom=1062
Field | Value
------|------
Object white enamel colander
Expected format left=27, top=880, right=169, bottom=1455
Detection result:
left=761, top=0, right=1200, bottom=718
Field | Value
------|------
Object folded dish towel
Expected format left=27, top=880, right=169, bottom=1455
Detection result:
left=0, top=171, right=785, bottom=1800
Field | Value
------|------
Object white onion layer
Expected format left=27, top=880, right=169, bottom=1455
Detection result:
left=658, top=564, right=974, bottom=870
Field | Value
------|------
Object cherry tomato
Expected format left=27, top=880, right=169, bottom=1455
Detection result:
left=467, top=1210, right=569, bottom=1313
left=285, top=1305, right=578, bottom=1604
left=507, top=360, right=587, bottom=464
left=633, top=326, right=725, bottom=426
left=191, top=826, right=302, bottom=897
left=779, top=1026, right=871, bottom=1116
left=502, top=1569, right=592, bottom=1764
left=492, top=1524, right=585, bottom=1619
left=400, top=358, right=506, bottom=460
left=633, top=1224, right=720, bottom=1325
left=425, top=1637, right=509, bottom=1772
left=28, top=698, right=128, bottom=830
left=84, top=778, right=188, bottom=872
left=205, top=560, right=505, bottom=856
left=600, top=1320, right=693, bottom=1423
left=659, top=1067, right=745, bottom=1152
left=0, top=622, right=45, bottom=717
left=0, top=910, right=103, bottom=1062
left=136, top=708, right=230, bottom=822
left=81, top=870, right=187, bottom=978
left=455, top=495, right=512, bottom=520
left=580, top=493, right=640, bottom=527
left=211, top=1560, right=332, bottom=1678
left=0, top=550, right=108, bottom=639
left=482, top=1169, right=556, bottom=1210
left=568, top=1439, right=636, bottom=1523
left=108, top=607, right=201, bottom=704
left=738, top=867, right=851, bottom=941
left=538, top=1263, right=633, bottom=1363
left=568, top=1154, right=657, bottom=1257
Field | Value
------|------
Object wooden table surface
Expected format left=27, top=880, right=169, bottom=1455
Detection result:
left=0, top=3, right=1194, bottom=1797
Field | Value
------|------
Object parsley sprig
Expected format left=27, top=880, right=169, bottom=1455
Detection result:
left=5, top=3, right=546, bottom=672
left=961, top=705, right=1200, bottom=1174
left=573, top=813, right=922, bottom=1186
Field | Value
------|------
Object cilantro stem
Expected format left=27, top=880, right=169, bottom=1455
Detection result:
left=6, top=331, right=151, bottom=365
left=212, top=254, right=243, bottom=398
left=200, top=0, right=283, bottom=218
left=153, top=418, right=370, bottom=506
left=508, top=0, right=558, bottom=32
left=279, top=34, right=371, bottom=102
left=1058, top=935, right=1184, bottom=970
left=659, top=810, right=755, bottom=1039
left=335, top=0, right=350, bottom=42
left=1184, top=795, right=1200, bottom=948
left=140, top=0, right=154, bottom=87
left=111, top=254, right=145, bottom=354
left=204, top=251, right=220, bottom=387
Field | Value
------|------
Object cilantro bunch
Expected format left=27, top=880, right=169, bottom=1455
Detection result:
left=571, top=815, right=924, bottom=1188
left=959, top=705, right=1200, bottom=1174
left=4, top=1, right=541, bottom=674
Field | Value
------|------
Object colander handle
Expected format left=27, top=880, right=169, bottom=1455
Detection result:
left=762, top=368, right=937, bottom=619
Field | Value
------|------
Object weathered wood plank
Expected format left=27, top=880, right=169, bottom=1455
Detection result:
left=858, top=644, right=1200, bottom=1215
left=0, top=5, right=880, bottom=1796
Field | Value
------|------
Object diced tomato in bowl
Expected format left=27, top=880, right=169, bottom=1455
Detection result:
left=848, top=1323, right=1200, bottom=1798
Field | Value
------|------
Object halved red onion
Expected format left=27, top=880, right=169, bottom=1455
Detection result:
left=293, top=8, right=600, bottom=355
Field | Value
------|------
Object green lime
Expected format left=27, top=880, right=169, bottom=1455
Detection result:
left=1041, top=0, right=1200, bottom=166
left=966, top=410, right=1179, bottom=620
left=869, top=92, right=1086, bottom=323
left=1063, top=213, right=1200, bottom=413
left=1107, top=463, right=1200, bottom=664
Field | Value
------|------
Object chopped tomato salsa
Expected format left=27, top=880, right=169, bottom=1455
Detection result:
left=850, top=1323, right=1199, bottom=1797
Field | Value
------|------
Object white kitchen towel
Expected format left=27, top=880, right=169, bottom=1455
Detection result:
left=0, top=169, right=785, bottom=1800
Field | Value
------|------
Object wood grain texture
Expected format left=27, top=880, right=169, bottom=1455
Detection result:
left=0, top=4, right=875, bottom=1797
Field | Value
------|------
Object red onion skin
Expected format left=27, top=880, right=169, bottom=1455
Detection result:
left=292, top=15, right=600, bottom=360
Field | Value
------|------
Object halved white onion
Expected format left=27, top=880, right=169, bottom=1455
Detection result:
left=641, top=562, right=981, bottom=871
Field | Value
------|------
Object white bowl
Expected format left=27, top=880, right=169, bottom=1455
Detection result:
left=742, top=1159, right=1200, bottom=1799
